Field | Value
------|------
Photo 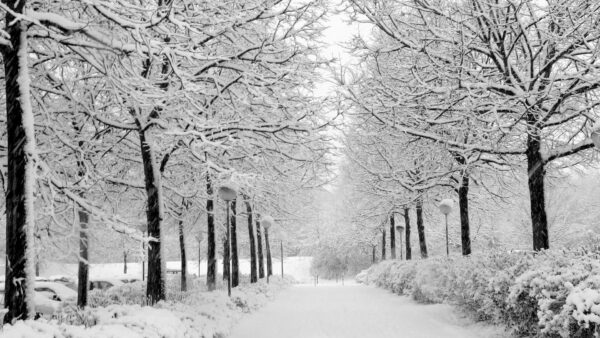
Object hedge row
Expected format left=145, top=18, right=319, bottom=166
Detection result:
left=356, top=249, right=600, bottom=337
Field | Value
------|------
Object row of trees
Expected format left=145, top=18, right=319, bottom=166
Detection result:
left=335, top=0, right=600, bottom=260
left=1, top=0, right=333, bottom=322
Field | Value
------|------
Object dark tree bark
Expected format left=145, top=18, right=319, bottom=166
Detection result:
left=265, top=228, right=273, bottom=277
left=416, top=197, right=428, bottom=258
left=3, top=0, right=36, bottom=321
left=230, top=200, right=239, bottom=288
left=178, top=202, right=188, bottom=292
left=256, top=220, right=265, bottom=279
left=35, top=259, right=40, bottom=277
left=244, top=201, right=258, bottom=283
left=206, top=174, right=216, bottom=290
left=77, top=209, right=89, bottom=308
left=223, top=235, right=230, bottom=282
left=381, top=228, right=386, bottom=260
left=123, top=251, right=128, bottom=274
left=372, top=245, right=376, bottom=263
left=458, top=171, right=472, bottom=256
left=403, top=208, right=412, bottom=260
left=527, top=132, right=549, bottom=251
left=389, top=214, right=396, bottom=259
left=138, top=128, right=165, bottom=304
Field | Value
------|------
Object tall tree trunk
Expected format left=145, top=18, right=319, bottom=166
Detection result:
left=3, top=1, right=36, bottom=321
left=381, top=228, right=386, bottom=260
left=206, top=174, right=216, bottom=290
left=245, top=201, right=258, bottom=283
left=458, top=171, right=472, bottom=255
left=527, top=133, right=549, bottom=251
left=404, top=208, right=412, bottom=260
left=265, top=228, right=272, bottom=276
left=178, top=210, right=187, bottom=292
left=389, top=214, right=396, bottom=259
left=138, top=128, right=165, bottom=304
left=123, top=251, right=127, bottom=274
left=416, top=197, right=428, bottom=258
left=77, top=209, right=89, bottom=308
left=257, top=220, right=265, bottom=279
left=230, top=200, right=239, bottom=288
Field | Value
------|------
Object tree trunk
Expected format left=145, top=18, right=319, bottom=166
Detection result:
left=527, top=133, right=549, bottom=251
left=381, top=228, right=386, bottom=260
left=206, top=174, right=216, bottom=290
left=3, top=1, right=36, bottom=321
left=404, top=208, right=412, bottom=260
left=138, top=128, right=166, bottom=304
left=257, top=220, right=265, bottom=279
left=372, top=245, right=376, bottom=263
left=178, top=214, right=187, bottom=292
left=77, top=209, right=89, bottom=308
left=230, top=200, right=239, bottom=288
left=265, top=228, right=272, bottom=276
left=123, top=251, right=127, bottom=274
left=390, top=214, right=396, bottom=259
left=245, top=201, right=258, bottom=283
left=458, top=171, right=472, bottom=256
left=416, top=197, right=428, bottom=258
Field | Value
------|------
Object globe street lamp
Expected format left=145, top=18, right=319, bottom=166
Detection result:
left=395, top=224, right=405, bottom=260
left=261, top=215, right=274, bottom=283
left=218, top=182, right=237, bottom=297
left=439, top=199, right=453, bottom=257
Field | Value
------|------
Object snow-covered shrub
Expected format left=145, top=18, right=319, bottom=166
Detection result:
left=3, top=277, right=292, bottom=338
left=411, top=258, right=452, bottom=303
left=88, top=281, right=146, bottom=308
left=561, top=276, right=600, bottom=337
left=356, top=248, right=600, bottom=337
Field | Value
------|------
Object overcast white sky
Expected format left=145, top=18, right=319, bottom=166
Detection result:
left=315, top=7, right=371, bottom=97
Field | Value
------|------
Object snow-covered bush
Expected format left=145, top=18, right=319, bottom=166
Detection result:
left=357, top=249, right=600, bottom=337
left=2, top=277, right=292, bottom=338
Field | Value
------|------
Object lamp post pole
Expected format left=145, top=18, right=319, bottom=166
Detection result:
left=445, top=214, right=449, bottom=257
left=439, top=199, right=453, bottom=258
left=225, top=201, right=231, bottom=297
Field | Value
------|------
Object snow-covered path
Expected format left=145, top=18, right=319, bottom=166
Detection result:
left=229, top=283, right=509, bottom=338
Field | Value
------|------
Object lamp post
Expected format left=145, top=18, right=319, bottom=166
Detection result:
left=438, top=199, right=453, bottom=257
left=395, top=224, right=405, bottom=260
left=261, top=215, right=274, bottom=283
left=218, top=183, right=237, bottom=297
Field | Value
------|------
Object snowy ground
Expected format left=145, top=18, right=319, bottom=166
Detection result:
left=229, top=283, right=510, bottom=338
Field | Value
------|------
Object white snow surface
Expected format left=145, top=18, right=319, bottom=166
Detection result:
left=229, top=283, right=510, bottom=338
